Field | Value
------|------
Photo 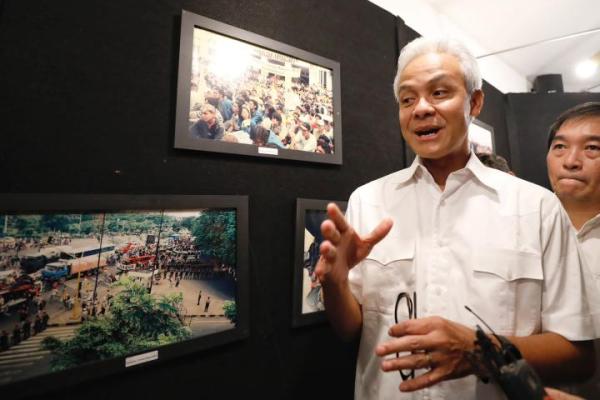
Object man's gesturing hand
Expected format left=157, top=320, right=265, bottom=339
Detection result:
left=315, top=202, right=393, bottom=286
left=376, top=317, right=478, bottom=392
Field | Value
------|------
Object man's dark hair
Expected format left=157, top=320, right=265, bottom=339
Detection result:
left=547, top=102, right=600, bottom=149
left=271, top=112, right=282, bottom=125
left=476, top=153, right=511, bottom=173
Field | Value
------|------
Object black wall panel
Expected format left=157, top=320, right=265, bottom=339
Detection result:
left=506, top=92, right=600, bottom=188
left=479, top=81, right=510, bottom=164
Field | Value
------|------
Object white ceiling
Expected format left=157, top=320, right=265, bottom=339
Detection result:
left=371, top=0, right=600, bottom=93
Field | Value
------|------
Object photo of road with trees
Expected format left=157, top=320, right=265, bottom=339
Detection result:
left=0, top=208, right=238, bottom=385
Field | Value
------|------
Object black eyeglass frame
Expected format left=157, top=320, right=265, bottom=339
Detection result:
left=394, top=291, right=417, bottom=380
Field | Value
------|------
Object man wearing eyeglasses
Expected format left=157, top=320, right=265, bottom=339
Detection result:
left=316, top=37, right=596, bottom=400
left=546, top=102, right=600, bottom=399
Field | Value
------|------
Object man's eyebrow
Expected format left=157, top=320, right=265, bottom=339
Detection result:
left=552, top=134, right=600, bottom=142
left=397, top=73, right=455, bottom=93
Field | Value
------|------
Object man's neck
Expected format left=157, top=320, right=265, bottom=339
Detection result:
left=561, top=200, right=600, bottom=231
left=422, top=151, right=470, bottom=190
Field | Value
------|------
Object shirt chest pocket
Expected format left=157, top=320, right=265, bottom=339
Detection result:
left=468, top=248, right=543, bottom=335
left=361, top=239, right=415, bottom=316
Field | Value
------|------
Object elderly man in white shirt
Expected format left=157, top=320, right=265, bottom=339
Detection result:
left=316, top=37, right=596, bottom=400
left=547, top=102, right=600, bottom=399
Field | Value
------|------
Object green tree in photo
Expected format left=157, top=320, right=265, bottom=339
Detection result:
left=192, top=210, right=236, bottom=266
left=13, top=215, right=42, bottom=237
left=42, top=278, right=191, bottom=371
left=41, top=214, right=78, bottom=234
left=223, top=301, right=237, bottom=324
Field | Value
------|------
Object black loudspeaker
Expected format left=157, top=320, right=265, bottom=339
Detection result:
left=532, top=74, right=564, bottom=93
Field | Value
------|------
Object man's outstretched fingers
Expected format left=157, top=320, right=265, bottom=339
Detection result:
left=321, top=219, right=342, bottom=245
left=326, top=203, right=349, bottom=233
left=364, top=218, right=394, bottom=246
left=319, top=241, right=337, bottom=263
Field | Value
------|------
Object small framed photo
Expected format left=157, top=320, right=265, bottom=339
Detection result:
left=174, top=10, right=342, bottom=165
left=0, top=194, right=248, bottom=395
left=292, top=198, right=347, bottom=327
left=468, top=118, right=495, bottom=154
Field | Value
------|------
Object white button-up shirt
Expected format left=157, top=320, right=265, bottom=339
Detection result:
left=347, top=153, right=595, bottom=400
left=577, top=213, right=600, bottom=286
left=565, top=213, right=600, bottom=399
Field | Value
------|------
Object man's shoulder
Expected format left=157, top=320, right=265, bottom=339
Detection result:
left=479, top=168, right=562, bottom=214
left=490, top=169, right=555, bottom=199
left=350, top=167, right=413, bottom=200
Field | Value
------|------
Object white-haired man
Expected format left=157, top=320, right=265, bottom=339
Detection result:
left=316, top=37, right=595, bottom=399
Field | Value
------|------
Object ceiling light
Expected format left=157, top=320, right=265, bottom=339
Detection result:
left=575, top=59, right=598, bottom=79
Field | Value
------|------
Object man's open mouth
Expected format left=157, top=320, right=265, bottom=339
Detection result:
left=415, top=127, right=441, bottom=137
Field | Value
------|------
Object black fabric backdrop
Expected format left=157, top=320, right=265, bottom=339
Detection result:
left=0, top=0, right=588, bottom=399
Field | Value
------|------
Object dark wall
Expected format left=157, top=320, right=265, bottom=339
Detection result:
left=0, top=0, right=402, bottom=399
left=480, top=81, right=511, bottom=163
left=506, top=92, right=600, bottom=188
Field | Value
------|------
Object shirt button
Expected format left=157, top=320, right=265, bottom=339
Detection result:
left=435, top=287, right=442, bottom=296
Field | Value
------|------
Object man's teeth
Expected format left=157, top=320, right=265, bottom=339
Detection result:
left=417, top=129, right=439, bottom=136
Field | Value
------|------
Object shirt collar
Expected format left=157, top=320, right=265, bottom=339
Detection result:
left=465, top=152, right=504, bottom=193
left=578, top=212, right=600, bottom=237
left=393, top=152, right=503, bottom=192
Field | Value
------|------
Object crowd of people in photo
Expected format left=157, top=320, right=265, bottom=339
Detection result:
left=115, top=236, right=237, bottom=282
left=189, top=70, right=336, bottom=154
left=0, top=294, right=50, bottom=352
left=157, top=237, right=236, bottom=281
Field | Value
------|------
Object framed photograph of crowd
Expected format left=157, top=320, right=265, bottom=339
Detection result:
left=292, top=198, right=347, bottom=327
left=174, top=10, right=343, bottom=165
left=0, top=194, right=249, bottom=396
left=468, top=118, right=495, bottom=154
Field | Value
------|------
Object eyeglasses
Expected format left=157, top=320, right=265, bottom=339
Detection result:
left=394, top=291, right=417, bottom=380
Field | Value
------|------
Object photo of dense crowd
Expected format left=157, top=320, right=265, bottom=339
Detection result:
left=0, top=209, right=238, bottom=385
left=187, top=28, right=336, bottom=155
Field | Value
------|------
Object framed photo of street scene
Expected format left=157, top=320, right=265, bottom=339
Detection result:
left=174, top=10, right=343, bottom=165
left=468, top=118, right=495, bottom=154
left=0, top=194, right=249, bottom=396
left=292, top=198, right=347, bottom=327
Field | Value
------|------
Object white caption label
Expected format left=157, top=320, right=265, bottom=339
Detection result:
left=125, top=350, right=159, bottom=368
left=258, top=147, right=278, bottom=155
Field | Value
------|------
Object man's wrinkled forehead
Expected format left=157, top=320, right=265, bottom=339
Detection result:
left=559, top=116, right=600, bottom=134
left=398, top=52, right=466, bottom=90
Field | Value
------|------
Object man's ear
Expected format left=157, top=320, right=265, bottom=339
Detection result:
left=469, top=89, right=484, bottom=118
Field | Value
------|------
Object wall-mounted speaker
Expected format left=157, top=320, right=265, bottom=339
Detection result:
left=532, top=74, right=564, bottom=93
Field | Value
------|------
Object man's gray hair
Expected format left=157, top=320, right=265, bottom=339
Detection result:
left=393, top=37, right=483, bottom=102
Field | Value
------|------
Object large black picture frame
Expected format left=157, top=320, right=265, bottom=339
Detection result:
left=0, top=194, right=249, bottom=397
left=174, top=10, right=343, bottom=165
left=292, top=198, right=346, bottom=327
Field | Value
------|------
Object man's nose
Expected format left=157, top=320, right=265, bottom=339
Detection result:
left=563, top=148, right=583, bottom=170
left=413, top=97, right=435, bottom=118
